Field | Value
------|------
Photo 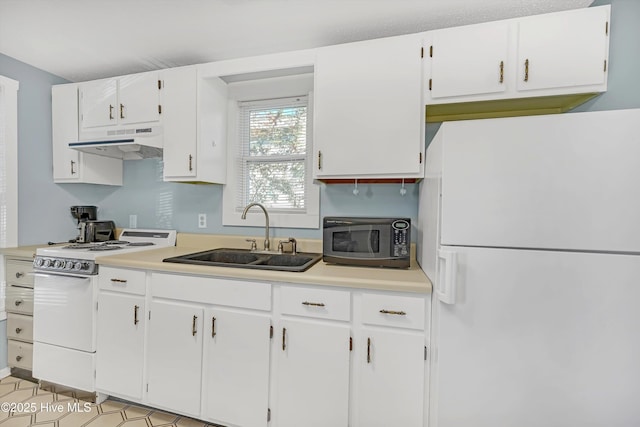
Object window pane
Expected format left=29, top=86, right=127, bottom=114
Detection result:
left=247, top=160, right=305, bottom=210
left=249, top=106, right=307, bottom=156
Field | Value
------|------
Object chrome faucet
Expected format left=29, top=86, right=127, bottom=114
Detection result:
left=241, top=202, right=271, bottom=251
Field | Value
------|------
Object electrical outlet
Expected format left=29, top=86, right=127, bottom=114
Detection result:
left=129, top=215, right=137, bottom=228
left=198, top=213, right=207, bottom=228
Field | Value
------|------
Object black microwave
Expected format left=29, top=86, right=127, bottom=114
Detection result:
left=322, top=217, right=411, bottom=268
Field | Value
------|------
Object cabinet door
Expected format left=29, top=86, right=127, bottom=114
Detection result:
left=517, top=6, right=609, bottom=92
left=52, top=84, right=80, bottom=181
left=275, top=319, right=350, bottom=427
left=314, top=34, right=423, bottom=178
left=356, top=328, right=425, bottom=427
left=118, top=73, right=161, bottom=125
left=147, top=300, right=203, bottom=417
left=96, top=292, right=145, bottom=399
left=430, top=22, right=509, bottom=99
left=162, top=66, right=198, bottom=178
left=80, top=79, right=118, bottom=129
left=203, top=308, right=271, bottom=427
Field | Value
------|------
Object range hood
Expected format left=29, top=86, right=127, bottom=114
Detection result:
left=70, top=127, right=163, bottom=160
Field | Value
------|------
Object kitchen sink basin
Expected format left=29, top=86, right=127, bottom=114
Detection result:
left=162, top=248, right=322, bottom=272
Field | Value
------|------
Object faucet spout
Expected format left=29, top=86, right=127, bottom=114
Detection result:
left=241, top=202, right=270, bottom=251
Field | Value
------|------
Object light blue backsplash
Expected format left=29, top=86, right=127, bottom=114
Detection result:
left=1, top=0, right=636, bottom=247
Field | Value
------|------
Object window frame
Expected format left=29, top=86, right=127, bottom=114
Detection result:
left=0, top=75, right=19, bottom=248
left=222, top=74, right=319, bottom=229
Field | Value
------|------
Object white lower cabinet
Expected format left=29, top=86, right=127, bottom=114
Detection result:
left=93, top=268, right=429, bottom=427
left=356, top=328, right=426, bottom=427
left=203, top=307, right=271, bottom=427
left=275, top=319, right=351, bottom=427
left=147, top=299, right=204, bottom=417
left=96, top=292, right=145, bottom=400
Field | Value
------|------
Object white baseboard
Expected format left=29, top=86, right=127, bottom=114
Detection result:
left=0, top=367, right=11, bottom=379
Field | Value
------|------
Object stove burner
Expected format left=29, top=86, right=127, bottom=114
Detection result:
left=104, top=240, right=130, bottom=245
left=89, top=245, right=123, bottom=251
left=62, top=243, right=97, bottom=250
left=127, top=242, right=155, bottom=247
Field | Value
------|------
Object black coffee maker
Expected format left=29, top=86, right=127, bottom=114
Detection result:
left=70, top=205, right=97, bottom=242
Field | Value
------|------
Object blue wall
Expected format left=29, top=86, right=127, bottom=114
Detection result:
left=1, top=0, right=638, bottom=246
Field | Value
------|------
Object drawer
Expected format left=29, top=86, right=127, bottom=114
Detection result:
left=152, top=273, right=271, bottom=311
left=6, top=259, right=34, bottom=288
left=361, top=292, right=426, bottom=330
left=8, top=340, right=33, bottom=370
left=6, top=286, right=34, bottom=315
left=7, top=313, right=33, bottom=342
left=281, top=286, right=351, bottom=321
left=99, top=267, right=146, bottom=295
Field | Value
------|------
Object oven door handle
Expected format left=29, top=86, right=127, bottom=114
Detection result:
left=33, top=272, right=93, bottom=281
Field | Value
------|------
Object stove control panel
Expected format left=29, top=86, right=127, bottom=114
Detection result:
left=34, top=256, right=97, bottom=275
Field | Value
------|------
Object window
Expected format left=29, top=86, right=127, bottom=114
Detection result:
left=223, top=74, right=319, bottom=229
left=0, top=75, right=19, bottom=248
left=237, top=97, right=308, bottom=211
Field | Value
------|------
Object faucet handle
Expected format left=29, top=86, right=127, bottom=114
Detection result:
left=245, top=239, right=257, bottom=251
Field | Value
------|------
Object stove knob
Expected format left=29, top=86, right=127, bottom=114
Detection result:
left=81, top=262, right=91, bottom=271
left=54, top=260, right=63, bottom=269
left=73, top=262, right=83, bottom=271
left=43, top=259, right=52, bottom=268
left=64, top=260, right=74, bottom=270
left=35, top=258, right=44, bottom=267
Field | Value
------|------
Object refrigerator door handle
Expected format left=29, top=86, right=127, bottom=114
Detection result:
left=437, top=249, right=458, bottom=304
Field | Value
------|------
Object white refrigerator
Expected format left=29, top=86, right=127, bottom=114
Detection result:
left=418, top=109, right=640, bottom=427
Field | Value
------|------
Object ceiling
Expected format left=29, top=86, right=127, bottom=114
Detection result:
left=0, top=0, right=593, bottom=83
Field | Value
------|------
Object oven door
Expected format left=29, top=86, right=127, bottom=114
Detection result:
left=33, top=272, right=97, bottom=352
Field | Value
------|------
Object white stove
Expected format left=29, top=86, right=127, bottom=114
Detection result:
left=35, top=229, right=177, bottom=274
left=32, top=228, right=175, bottom=399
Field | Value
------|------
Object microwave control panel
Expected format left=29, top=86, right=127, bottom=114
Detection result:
left=392, top=220, right=410, bottom=257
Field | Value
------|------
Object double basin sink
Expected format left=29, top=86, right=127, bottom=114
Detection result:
left=163, top=248, right=322, bottom=272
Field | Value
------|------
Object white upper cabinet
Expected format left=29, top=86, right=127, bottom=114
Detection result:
left=424, top=5, right=610, bottom=116
left=79, top=72, right=160, bottom=130
left=430, top=22, right=509, bottom=99
left=52, top=83, right=123, bottom=185
left=314, top=34, right=424, bottom=180
left=162, top=65, right=228, bottom=183
left=516, top=6, right=610, bottom=92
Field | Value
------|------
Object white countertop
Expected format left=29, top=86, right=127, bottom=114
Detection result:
left=95, top=233, right=432, bottom=294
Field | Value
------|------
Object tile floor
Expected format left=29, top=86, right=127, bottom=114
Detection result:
left=0, top=376, right=219, bottom=427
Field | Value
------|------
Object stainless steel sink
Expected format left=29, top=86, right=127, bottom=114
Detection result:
left=163, top=248, right=322, bottom=272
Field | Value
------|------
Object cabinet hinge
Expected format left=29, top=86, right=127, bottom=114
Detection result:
left=158, top=79, right=162, bottom=90
left=429, top=79, right=432, bottom=91
left=148, top=311, right=151, bottom=320
left=267, top=408, right=271, bottom=422
left=419, top=152, right=423, bottom=164
left=424, top=346, right=428, bottom=361
left=349, top=337, right=353, bottom=351
left=96, top=302, right=98, bottom=311
left=604, top=60, right=607, bottom=72
left=270, top=325, right=274, bottom=339
left=94, top=370, right=97, bottom=379
left=146, top=383, right=149, bottom=392
left=429, top=45, right=433, bottom=58
left=158, top=105, right=162, bottom=115
left=605, top=21, right=609, bottom=35
left=421, top=47, right=424, bottom=58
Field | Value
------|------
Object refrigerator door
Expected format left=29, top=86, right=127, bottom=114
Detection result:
left=439, top=109, right=640, bottom=253
left=431, top=246, right=640, bottom=427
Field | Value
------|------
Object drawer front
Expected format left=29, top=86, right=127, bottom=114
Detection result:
left=6, top=259, right=34, bottom=288
left=6, top=286, right=34, bottom=315
left=8, top=340, right=34, bottom=370
left=281, top=286, right=351, bottom=321
left=361, top=293, right=426, bottom=330
left=152, top=273, right=271, bottom=311
left=7, top=313, right=33, bottom=342
left=99, top=267, right=146, bottom=295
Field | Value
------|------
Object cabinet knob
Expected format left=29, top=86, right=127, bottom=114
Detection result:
left=16, top=355, right=22, bottom=362
left=192, top=315, right=198, bottom=336
left=120, top=103, right=125, bottom=119
left=302, top=301, right=325, bottom=307
left=109, top=104, right=114, bottom=120
left=524, top=59, right=530, bottom=82
left=379, top=309, right=407, bottom=316
left=15, top=272, right=24, bottom=278
left=15, top=327, right=22, bottom=334
left=134, top=305, right=140, bottom=325
left=15, top=299, right=23, bottom=306
left=188, top=154, right=193, bottom=172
